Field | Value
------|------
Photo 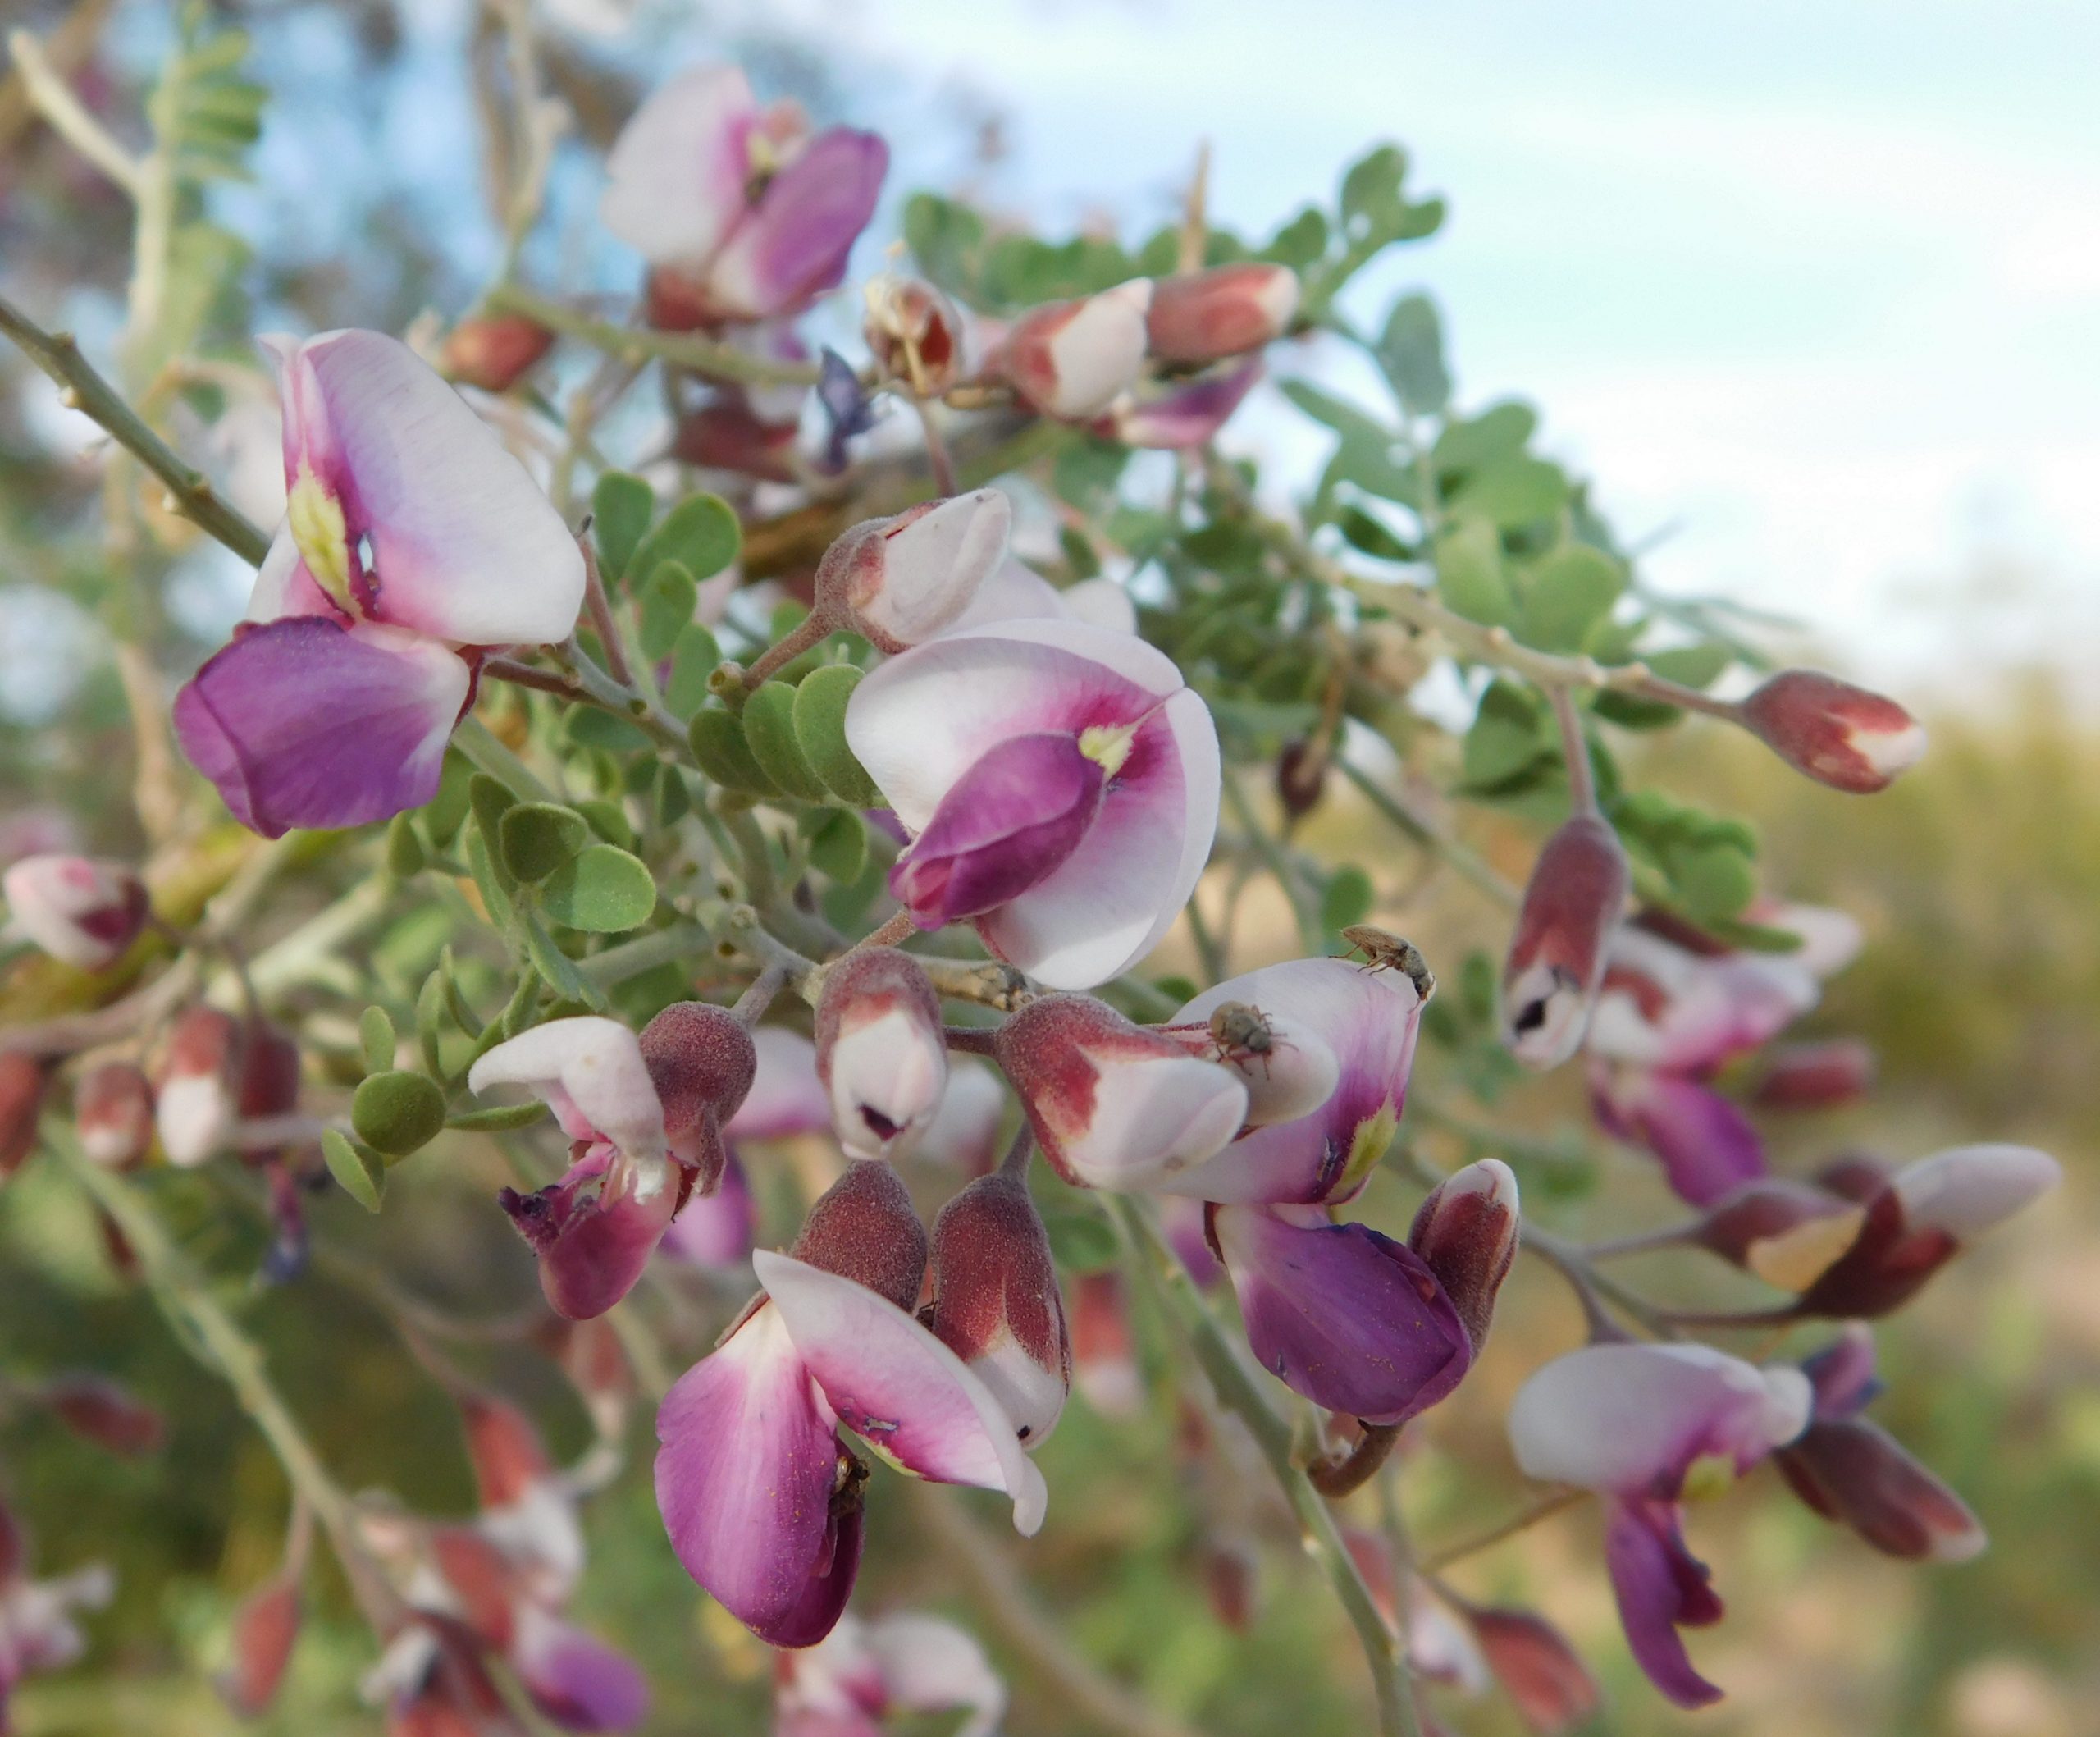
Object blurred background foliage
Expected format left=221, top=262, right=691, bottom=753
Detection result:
left=1, top=2, right=2095, bottom=1735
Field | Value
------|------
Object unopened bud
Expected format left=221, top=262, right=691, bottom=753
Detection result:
left=1070, top=1271, right=1141, bottom=1418
left=1001, top=280, right=1152, bottom=420
left=788, top=1159, right=929, bottom=1312
left=816, top=948, right=948, bottom=1160
left=1145, top=263, right=1300, bottom=364
left=928, top=1172, right=1072, bottom=1447
left=75, top=1063, right=153, bottom=1170
left=238, top=1020, right=303, bottom=1126
left=814, top=491, right=1011, bottom=654
left=219, top=1574, right=302, bottom=1717
left=670, top=397, right=799, bottom=482
left=157, top=1006, right=241, bottom=1167
left=0, top=1052, right=48, bottom=1177
left=459, top=1391, right=551, bottom=1509
left=1752, top=1038, right=1876, bottom=1110
left=1694, top=1178, right=1866, bottom=1293
left=1408, top=1159, right=1519, bottom=1351
left=864, top=273, right=965, bottom=397
left=994, top=994, right=1247, bottom=1191
left=1202, top=1536, right=1262, bottom=1632
left=2, top=854, right=149, bottom=970
left=1276, top=737, right=1328, bottom=821
left=1464, top=1607, right=1602, bottom=1735
left=441, top=313, right=555, bottom=392
left=643, top=265, right=714, bottom=334
left=41, top=1374, right=165, bottom=1456
left=1777, top=1418, right=1984, bottom=1561
left=639, top=1001, right=758, bottom=1193
left=1501, top=815, right=1628, bottom=1069
left=1737, top=670, right=1925, bottom=793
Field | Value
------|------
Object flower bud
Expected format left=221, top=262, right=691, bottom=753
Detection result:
left=75, top=1063, right=153, bottom=1170
left=440, top=313, right=555, bottom=392
left=1070, top=1272, right=1141, bottom=1417
left=670, top=396, right=798, bottom=482
left=1407, top=1159, right=1520, bottom=1351
left=864, top=273, right=964, bottom=397
left=1464, top=1607, right=1602, bottom=1735
left=816, top=948, right=948, bottom=1161
left=1000, top=281, right=1153, bottom=420
left=788, top=1159, right=929, bottom=1312
left=2, top=854, right=148, bottom=970
left=639, top=1001, right=758, bottom=1192
left=1146, top=263, right=1300, bottom=364
left=237, top=1020, right=304, bottom=1132
left=914, top=1057, right=1007, bottom=1176
left=995, top=994, right=1248, bottom=1191
left=1751, top=1037, right=1876, bottom=1110
left=219, top=1575, right=301, bottom=1717
left=41, top=1374, right=165, bottom=1456
left=1692, top=1178, right=1865, bottom=1292
left=157, top=1007, right=242, bottom=1168
left=1501, top=815, right=1628, bottom=1069
left=1276, top=737, right=1327, bottom=821
left=1777, top=1419, right=1984, bottom=1561
left=1737, top=670, right=1925, bottom=793
left=0, top=1052, right=48, bottom=1177
left=814, top=491, right=1012, bottom=655
left=928, top=1172, right=1072, bottom=1448
left=1104, top=359, right=1262, bottom=450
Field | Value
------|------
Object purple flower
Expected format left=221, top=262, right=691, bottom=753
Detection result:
left=172, top=330, right=584, bottom=838
left=601, top=64, right=887, bottom=327
left=776, top=1611, right=1006, bottom=1737
left=847, top=620, right=1219, bottom=990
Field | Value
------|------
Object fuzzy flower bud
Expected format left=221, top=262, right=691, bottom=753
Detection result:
left=865, top=273, right=965, bottom=397
left=1502, top=815, right=1629, bottom=1069
left=157, top=1007, right=242, bottom=1168
left=815, top=947, right=948, bottom=1161
left=1464, top=1607, right=1602, bottom=1735
left=440, top=313, right=556, bottom=392
left=74, top=1063, right=154, bottom=1171
left=2, top=854, right=148, bottom=970
left=1001, top=281, right=1153, bottom=420
left=639, top=1001, right=758, bottom=1193
left=40, top=1374, right=166, bottom=1457
left=788, top=1159, right=929, bottom=1312
left=218, top=1575, right=302, bottom=1718
left=813, top=491, right=1011, bottom=655
left=928, top=1172, right=1072, bottom=1448
left=1737, top=670, right=1926, bottom=793
left=1145, top=263, right=1300, bottom=364
left=1408, top=1159, right=1520, bottom=1351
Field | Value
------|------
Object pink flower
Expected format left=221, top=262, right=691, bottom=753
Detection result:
left=775, top=1611, right=1005, bottom=1737
left=1508, top=1343, right=1810, bottom=1707
left=816, top=948, right=948, bottom=1162
left=1, top=855, right=148, bottom=969
left=173, top=330, right=583, bottom=838
left=847, top=619, right=1219, bottom=989
left=601, top=64, right=887, bottom=327
left=655, top=1164, right=1045, bottom=1646
left=947, top=558, right=1138, bottom=638
left=1102, top=359, right=1263, bottom=450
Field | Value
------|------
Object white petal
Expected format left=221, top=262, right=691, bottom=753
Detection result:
left=1892, top=1143, right=2060, bottom=1236
left=468, top=1017, right=667, bottom=1161
left=599, top=63, right=756, bottom=267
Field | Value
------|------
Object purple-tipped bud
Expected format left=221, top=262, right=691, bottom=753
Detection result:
left=1751, top=1038, right=1877, bottom=1110
left=865, top=273, right=965, bottom=396
left=1464, top=1607, right=1602, bottom=1735
left=815, top=491, right=1011, bottom=656
left=1145, top=263, right=1301, bottom=364
left=75, top=1063, right=153, bottom=1171
left=928, top=1172, right=1072, bottom=1448
left=500, top=1163, right=685, bottom=1323
left=440, top=313, right=555, bottom=393
left=995, top=994, right=1248, bottom=1191
left=890, top=734, right=1107, bottom=928
left=157, top=1007, right=242, bottom=1168
left=41, top=1374, right=166, bottom=1457
left=1001, top=281, right=1152, bottom=420
left=816, top=948, right=948, bottom=1160
left=1693, top=1178, right=1866, bottom=1294
left=1104, top=359, right=1262, bottom=450
left=1737, top=670, right=1926, bottom=794
left=218, top=1574, right=301, bottom=1717
left=788, top=1159, right=929, bottom=1312
left=638, top=1001, right=757, bottom=1193
left=2, top=854, right=149, bottom=970
left=1777, top=1420, right=1984, bottom=1561
left=1501, top=815, right=1629, bottom=1069
left=1408, top=1159, right=1520, bottom=1351
left=0, top=1053, right=48, bottom=1177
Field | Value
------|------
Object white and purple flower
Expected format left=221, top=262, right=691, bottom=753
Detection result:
left=774, top=1609, right=1005, bottom=1737
left=1, top=855, right=148, bottom=970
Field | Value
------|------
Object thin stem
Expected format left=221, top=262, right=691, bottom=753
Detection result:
left=1107, top=1195, right=1422, bottom=1737
left=4, top=28, right=139, bottom=194
left=484, top=285, right=824, bottom=388
left=848, top=910, right=918, bottom=955
left=0, top=292, right=271, bottom=565
left=1221, top=775, right=1321, bottom=953
left=738, top=612, right=834, bottom=691
left=1547, top=683, right=1596, bottom=816
left=998, top=1124, right=1034, bottom=1179
left=1655, top=1305, right=1800, bottom=1331
left=578, top=537, right=632, bottom=687
left=1418, top=1487, right=1588, bottom=1574
left=942, top=1025, right=999, bottom=1056
left=552, top=638, right=688, bottom=750
left=1307, top=1422, right=1403, bottom=1500
left=730, top=962, right=788, bottom=1028
left=1338, top=761, right=1518, bottom=910
left=915, top=397, right=958, bottom=495
left=482, top=656, right=581, bottom=700
left=1580, top=1223, right=1699, bottom=1260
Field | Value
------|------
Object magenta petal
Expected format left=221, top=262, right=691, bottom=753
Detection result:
left=1211, top=1206, right=1472, bottom=1425
left=890, top=733, right=1104, bottom=927
left=1591, top=1067, right=1766, bottom=1207
left=511, top=1607, right=651, bottom=1732
left=654, top=1306, right=861, bottom=1644
left=659, top=1154, right=756, bottom=1268
left=1603, top=1498, right=1725, bottom=1709
left=711, top=129, right=888, bottom=319
left=172, top=617, right=468, bottom=838
left=503, top=1163, right=679, bottom=1320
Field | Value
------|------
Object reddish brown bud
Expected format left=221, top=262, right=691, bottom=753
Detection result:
left=1001, top=281, right=1152, bottom=420
left=1145, top=263, right=1300, bottom=364
left=1694, top=1178, right=1866, bottom=1293
left=459, top=1392, right=550, bottom=1510
left=42, top=1374, right=165, bottom=1456
left=218, top=1575, right=302, bottom=1716
left=1276, top=737, right=1327, bottom=821
left=1501, top=815, right=1629, bottom=1069
left=816, top=946, right=950, bottom=1159
left=1751, top=1038, right=1877, bottom=1110
left=1465, top=1607, right=1603, bottom=1735
left=158, top=1006, right=242, bottom=1167
left=864, top=273, right=964, bottom=397
left=1737, top=670, right=1925, bottom=793
left=1202, top=1536, right=1262, bottom=1631
left=0, top=1051, right=48, bottom=1177
left=237, top=1021, right=303, bottom=1122
left=788, top=1159, right=928, bottom=1312
left=642, top=265, right=714, bottom=334
left=75, top=1063, right=153, bottom=1170
left=670, top=397, right=799, bottom=482
left=638, top=1002, right=757, bottom=1192
left=1408, top=1159, right=1520, bottom=1351
left=928, top=1172, right=1071, bottom=1447
left=1777, top=1418, right=1984, bottom=1561
left=441, top=313, right=555, bottom=392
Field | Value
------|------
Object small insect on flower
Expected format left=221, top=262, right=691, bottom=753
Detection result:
left=1340, top=926, right=1436, bottom=1002
left=1207, top=1002, right=1286, bottom=1075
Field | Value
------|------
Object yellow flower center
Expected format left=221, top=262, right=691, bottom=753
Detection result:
left=1335, top=1101, right=1401, bottom=1200
left=1681, top=1451, right=1737, bottom=1503
left=286, top=464, right=355, bottom=615
left=1078, top=721, right=1139, bottom=779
